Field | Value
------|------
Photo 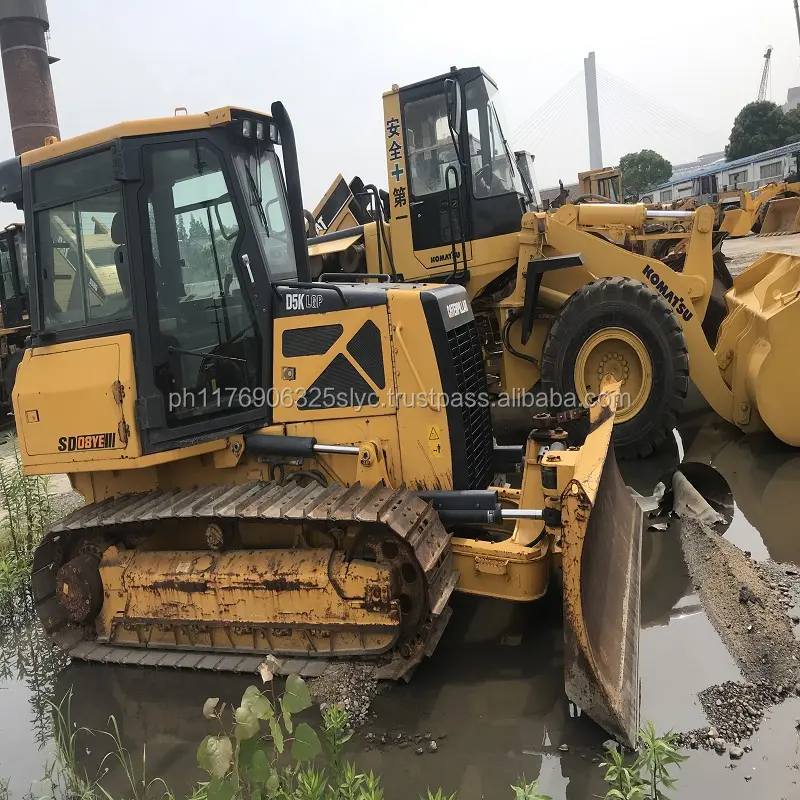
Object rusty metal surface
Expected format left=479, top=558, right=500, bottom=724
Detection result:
left=561, top=419, right=642, bottom=748
left=33, top=480, right=457, bottom=680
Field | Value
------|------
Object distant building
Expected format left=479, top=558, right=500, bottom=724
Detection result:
left=540, top=150, right=726, bottom=207
left=646, top=140, right=800, bottom=205
left=784, top=86, right=800, bottom=112
left=539, top=181, right=578, bottom=206
left=670, top=151, right=726, bottom=177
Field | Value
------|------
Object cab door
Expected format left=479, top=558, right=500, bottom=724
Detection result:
left=133, top=134, right=272, bottom=449
left=401, top=88, right=472, bottom=270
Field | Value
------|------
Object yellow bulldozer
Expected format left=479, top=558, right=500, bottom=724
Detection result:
left=307, top=65, right=800, bottom=457
left=2, top=104, right=643, bottom=745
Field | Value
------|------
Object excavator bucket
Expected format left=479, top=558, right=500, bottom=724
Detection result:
left=561, top=400, right=643, bottom=748
left=760, top=197, right=800, bottom=236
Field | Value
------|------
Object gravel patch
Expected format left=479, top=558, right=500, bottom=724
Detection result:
left=674, top=518, right=800, bottom=752
left=675, top=680, right=798, bottom=752
left=308, top=663, right=378, bottom=727
left=360, top=727, right=446, bottom=755
left=679, top=518, right=799, bottom=686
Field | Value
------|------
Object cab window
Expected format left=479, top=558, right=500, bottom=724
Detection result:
left=37, top=190, right=132, bottom=330
left=404, top=95, right=459, bottom=197
left=465, top=77, right=517, bottom=199
left=233, top=150, right=296, bottom=282
left=32, top=150, right=132, bottom=332
left=0, top=237, right=16, bottom=301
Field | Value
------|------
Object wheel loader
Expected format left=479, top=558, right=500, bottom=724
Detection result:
left=2, top=104, right=643, bottom=745
left=720, top=180, right=800, bottom=238
left=575, top=166, right=623, bottom=204
left=307, top=65, right=800, bottom=457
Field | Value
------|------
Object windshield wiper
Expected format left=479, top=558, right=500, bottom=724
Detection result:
left=494, top=107, right=533, bottom=203
left=243, top=161, right=270, bottom=236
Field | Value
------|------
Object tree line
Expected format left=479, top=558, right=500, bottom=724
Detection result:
left=610, top=98, right=800, bottom=201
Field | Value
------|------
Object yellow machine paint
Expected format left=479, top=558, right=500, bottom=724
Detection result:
left=719, top=181, right=800, bottom=238
left=4, top=103, right=643, bottom=745
left=759, top=195, right=800, bottom=236
left=576, top=166, right=623, bottom=202
left=306, top=66, right=800, bottom=456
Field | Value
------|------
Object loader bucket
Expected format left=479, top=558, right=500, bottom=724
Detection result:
left=720, top=208, right=753, bottom=238
left=720, top=251, right=800, bottom=446
left=760, top=197, right=800, bottom=235
left=561, top=402, right=643, bottom=747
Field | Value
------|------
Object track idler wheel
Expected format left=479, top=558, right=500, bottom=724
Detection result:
left=350, top=529, right=427, bottom=646
left=56, top=553, right=103, bottom=624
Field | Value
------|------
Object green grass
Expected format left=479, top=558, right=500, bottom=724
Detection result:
left=0, top=436, right=61, bottom=610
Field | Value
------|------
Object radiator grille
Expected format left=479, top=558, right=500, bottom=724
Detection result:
left=446, top=321, right=493, bottom=490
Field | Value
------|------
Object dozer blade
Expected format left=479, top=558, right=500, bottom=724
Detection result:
left=561, top=402, right=643, bottom=748
left=760, top=196, right=800, bottom=236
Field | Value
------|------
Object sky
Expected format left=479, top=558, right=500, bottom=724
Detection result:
left=0, top=0, right=797, bottom=221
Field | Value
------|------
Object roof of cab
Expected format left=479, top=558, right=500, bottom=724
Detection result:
left=382, top=66, right=494, bottom=98
left=20, top=106, right=272, bottom=167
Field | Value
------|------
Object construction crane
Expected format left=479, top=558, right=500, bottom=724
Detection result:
left=795, top=1, right=800, bottom=51
left=758, top=45, right=773, bottom=102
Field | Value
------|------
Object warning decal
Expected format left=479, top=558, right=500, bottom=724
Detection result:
left=427, top=425, right=442, bottom=458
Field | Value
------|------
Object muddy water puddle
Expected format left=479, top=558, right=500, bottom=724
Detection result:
left=1, top=412, right=800, bottom=798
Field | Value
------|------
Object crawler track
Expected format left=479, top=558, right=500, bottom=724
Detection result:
left=32, top=481, right=457, bottom=680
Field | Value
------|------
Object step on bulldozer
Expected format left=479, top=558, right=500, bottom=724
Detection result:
left=1, top=104, right=642, bottom=745
left=307, top=66, right=800, bottom=457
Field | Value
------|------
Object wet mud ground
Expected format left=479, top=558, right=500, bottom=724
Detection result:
left=723, top=230, right=800, bottom=275
left=2, top=410, right=800, bottom=799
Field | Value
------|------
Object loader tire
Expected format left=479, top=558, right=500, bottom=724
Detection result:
left=541, top=277, right=689, bottom=460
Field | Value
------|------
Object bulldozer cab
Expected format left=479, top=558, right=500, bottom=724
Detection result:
left=384, top=66, right=531, bottom=274
left=6, top=107, right=305, bottom=456
left=0, top=223, right=28, bottom=330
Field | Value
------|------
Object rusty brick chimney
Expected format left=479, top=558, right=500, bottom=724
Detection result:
left=0, top=0, right=58, bottom=155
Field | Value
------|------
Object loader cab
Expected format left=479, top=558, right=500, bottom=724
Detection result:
left=578, top=167, right=622, bottom=202
left=0, top=223, right=29, bottom=329
left=15, top=107, right=305, bottom=456
left=693, top=172, right=719, bottom=205
left=389, top=67, right=530, bottom=270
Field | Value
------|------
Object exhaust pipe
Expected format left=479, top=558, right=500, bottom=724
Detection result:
left=271, top=102, right=311, bottom=283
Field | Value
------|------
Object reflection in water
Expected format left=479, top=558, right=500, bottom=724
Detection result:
left=54, top=593, right=611, bottom=800
left=679, top=413, right=800, bottom=564
left=55, top=662, right=253, bottom=797
left=0, top=594, right=67, bottom=748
